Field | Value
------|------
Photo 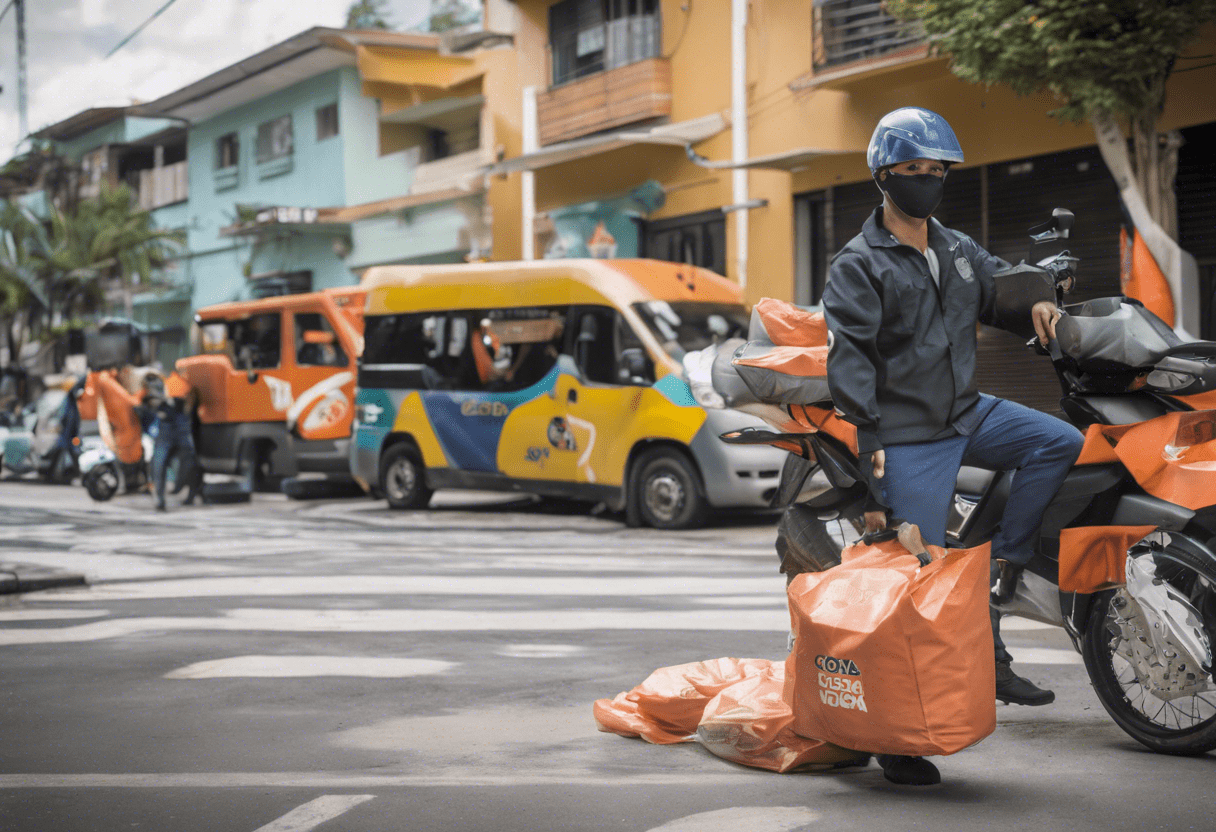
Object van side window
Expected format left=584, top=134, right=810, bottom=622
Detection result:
left=474, top=308, right=566, bottom=392
left=294, top=312, right=347, bottom=367
left=618, top=315, right=654, bottom=384
left=362, top=312, right=477, bottom=390
left=230, top=313, right=281, bottom=369
left=571, top=306, right=619, bottom=385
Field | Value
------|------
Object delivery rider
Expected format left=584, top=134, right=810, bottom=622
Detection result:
left=822, top=107, right=1085, bottom=785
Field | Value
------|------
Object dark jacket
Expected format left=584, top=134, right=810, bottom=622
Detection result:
left=823, top=207, right=1052, bottom=455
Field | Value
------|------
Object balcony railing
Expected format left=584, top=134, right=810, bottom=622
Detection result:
left=138, top=161, right=188, bottom=211
left=538, top=57, right=671, bottom=146
left=813, top=0, right=922, bottom=70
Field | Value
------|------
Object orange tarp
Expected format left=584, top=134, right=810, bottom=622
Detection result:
left=752, top=297, right=829, bottom=347
left=786, top=539, right=996, bottom=757
left=95, top=372, right=143, bottom=465
left=1077, top=411, right=1216, bottom=511
left=1058, top=525, right=1156, bottom=593
left=594, top=657, right=865, bottom=772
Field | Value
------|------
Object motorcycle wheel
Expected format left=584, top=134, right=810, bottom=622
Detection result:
left=1081, top=548, right=1216, bottom=756
left=83, top=464, right=121, bottom=502
left=776, top=502, right=863, bottom=584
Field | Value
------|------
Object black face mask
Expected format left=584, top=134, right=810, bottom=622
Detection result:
left=875, top=170, right=944, bottom=219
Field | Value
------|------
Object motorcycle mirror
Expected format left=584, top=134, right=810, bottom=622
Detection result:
left=246, top=369, right=259, bottom=384
left=1052, top=207, right=1074, bottom=237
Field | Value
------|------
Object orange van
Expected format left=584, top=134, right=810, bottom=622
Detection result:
left=176, top=288, right=365, bottom=488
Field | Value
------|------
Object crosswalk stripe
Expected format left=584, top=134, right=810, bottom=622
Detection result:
left=252, top=795, right=375, bottom=832
left=0, top=608, right=793, bottom=645
left=31, top=574, right=786, bottom=601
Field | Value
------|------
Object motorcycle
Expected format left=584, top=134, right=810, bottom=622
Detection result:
left=703, top=208, right=1216, bottom=756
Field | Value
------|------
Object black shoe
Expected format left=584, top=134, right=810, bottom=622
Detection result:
left=876, top=754, right=940, bottom=785
left=154, top=503, right=167, bottom=512
left=996, top=661, right=1055, bottom=705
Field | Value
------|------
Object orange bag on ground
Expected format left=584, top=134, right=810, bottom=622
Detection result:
left=594, top=658, right=866, bottom=773
left=786, top=537, right=995, bottom=757
left=1058, top=525, right=1156, bottom=593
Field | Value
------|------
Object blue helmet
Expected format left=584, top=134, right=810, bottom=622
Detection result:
left=866, top=107, right=964, bottom=174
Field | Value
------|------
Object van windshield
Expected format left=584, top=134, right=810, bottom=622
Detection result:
left=632, top=301, right=749, bottom=361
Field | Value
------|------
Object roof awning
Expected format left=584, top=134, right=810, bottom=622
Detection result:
left=333, top=180, right=486, bottom=224
left=487, top=113, right=728, bottom=176
left=687, top=146, right=854, bottom=171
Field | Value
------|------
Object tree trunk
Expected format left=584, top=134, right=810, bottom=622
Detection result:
left=1092, top=111, right=1199, bottom=337
left=1130, top=112, right=1182, bottom=240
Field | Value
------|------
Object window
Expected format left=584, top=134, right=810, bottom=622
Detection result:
left=294, top=313, right=347, bottom=367
left=361, top=308, right=566, bottom=392
left=316, top=103, right=339, bottom=141
left=570, top=306, right=620, bottom=385
left=213, top=313, right=282, bottom=369
left=215, top=133, right=239, bottom=169
left=631, top=301, right=750, bottom=362
left=549, top=0, right=660, bottom=86
left=256, top=115, right=294, bottom=163
left=643, top=210, right=727, bottom=277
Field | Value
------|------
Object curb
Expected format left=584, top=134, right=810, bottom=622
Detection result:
left=0, top=563, right=88, bottom=595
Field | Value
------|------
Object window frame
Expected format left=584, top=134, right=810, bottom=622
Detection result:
left=255, top=115, right=294, bottom=164
left=215, top=132, right=240, bottom=170
left=315, top=103, right=339, bottom=142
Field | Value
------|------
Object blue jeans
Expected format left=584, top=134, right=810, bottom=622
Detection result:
left=152, top=413, right=199, bottom=508
left=881, top=399, right=1085, bottom=663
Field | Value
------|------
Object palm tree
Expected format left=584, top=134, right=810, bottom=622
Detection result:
left=0, top=185, right=183, bottom=366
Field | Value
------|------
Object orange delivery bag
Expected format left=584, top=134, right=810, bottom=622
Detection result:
left=786, top=535, right=996, bottom=757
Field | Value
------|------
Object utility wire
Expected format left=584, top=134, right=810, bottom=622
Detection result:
left=0, top=0, right=15, bottom=25
left=105, top=0, right=183, bottom=59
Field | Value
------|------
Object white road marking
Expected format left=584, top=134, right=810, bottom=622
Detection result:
left=692, top=595, right=786, bottom=606
left=1000, top=618, right=1057, bottom=631
left=0, top=608, right=109, bottom=621
left=165, top=656, right=457, bottom=679
left=0, top=607, right=790, bottom=645
left=31, top=574, right=785, bottom=601
left=1008, top=647, right=1082, bottom=665
left=253, top=794, right=374, bottom=832
left=0, top=771, right=772, bottom=789
left=495, top=644, right=584, bottom=658
left=646, top=807, right=819, bottom=832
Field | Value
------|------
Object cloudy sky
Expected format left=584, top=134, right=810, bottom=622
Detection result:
left=0, top=0, right=432, bottom=155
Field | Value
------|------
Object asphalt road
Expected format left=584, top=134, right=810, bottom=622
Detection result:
left=1, top=480, right=1212, bottom=832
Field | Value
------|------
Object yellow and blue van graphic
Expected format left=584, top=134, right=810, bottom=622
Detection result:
left=350, top=260, right=787, bottom=528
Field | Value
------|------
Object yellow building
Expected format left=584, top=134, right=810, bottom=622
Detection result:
left=492, top=1, right=1216, bottom=337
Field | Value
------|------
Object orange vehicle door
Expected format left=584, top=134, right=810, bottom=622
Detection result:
left=284, top=307, right=357, bottom=441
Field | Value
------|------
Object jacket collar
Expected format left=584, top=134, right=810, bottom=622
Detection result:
left=862, top=206, right=957, bottom=251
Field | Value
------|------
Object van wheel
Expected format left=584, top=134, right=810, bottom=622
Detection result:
left=380, top=443, right=433, bottom=510
left=631, top=448, right=709, bottom=530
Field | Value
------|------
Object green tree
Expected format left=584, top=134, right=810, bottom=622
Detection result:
left=886, top=0, right=1216, bottom=239
left=345, top=0, right=394, bottom=30
left=428, top=0, right=480, bottom=33
left=0, top=184, right=183, bottom=365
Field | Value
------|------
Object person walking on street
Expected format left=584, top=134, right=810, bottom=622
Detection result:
left=821, top=107, right=1085, bottom=785
left=141, top=371, right=201, bottom=511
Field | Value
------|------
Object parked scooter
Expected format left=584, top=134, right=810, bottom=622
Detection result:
left=702, top=208, right=1216, bottom=756
left=0, top=384, right=98, bottom=483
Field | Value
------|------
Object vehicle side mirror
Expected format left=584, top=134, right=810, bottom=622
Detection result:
left=1052, top=207, right=1074, bottom=237
left=619, top=347, right=649, bottom=385
left=1028, top=207, right=1074, bottom=243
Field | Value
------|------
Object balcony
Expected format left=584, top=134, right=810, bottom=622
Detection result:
left=537, top=57, right=671, bottom=146
left=813, top=0, right=922, bottom=70
left=137, top=160, right=188, bottom=211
